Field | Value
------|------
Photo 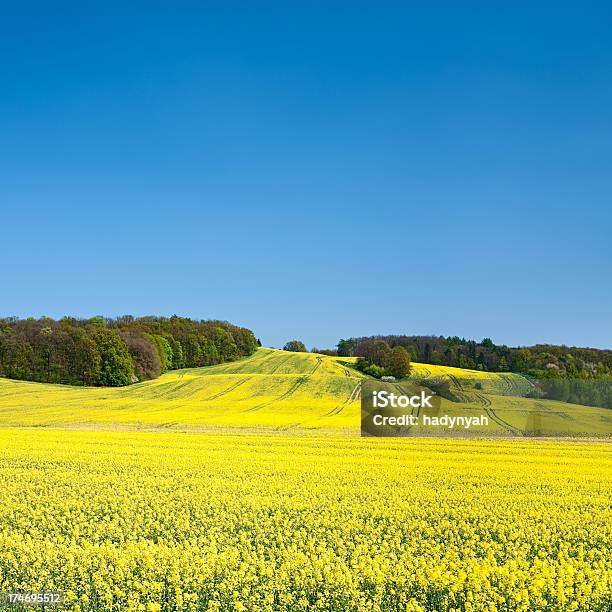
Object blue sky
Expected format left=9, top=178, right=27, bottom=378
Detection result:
left=1, top=2, right=611, bottom=349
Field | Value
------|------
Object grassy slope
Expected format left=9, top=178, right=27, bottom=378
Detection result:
left=406, top=362, right=611, bottom=436
left=0, top=348, right=609, bottom=435
left=0, top=349, right=362, bottom=432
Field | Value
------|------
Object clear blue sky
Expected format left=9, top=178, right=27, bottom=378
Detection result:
left=1, top=3, right=611, bottom=349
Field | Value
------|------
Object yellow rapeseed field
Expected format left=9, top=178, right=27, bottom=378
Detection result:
left=0, top=349, right=607, bottom=435
left=0, top=429, right=610, bottom=611
left=1, top=350, right=610, bottom=610
left=0, top=349, right=364, bottom=432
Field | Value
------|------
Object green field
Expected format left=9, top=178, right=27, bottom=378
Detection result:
left=0, top=348, right=609, bottom=436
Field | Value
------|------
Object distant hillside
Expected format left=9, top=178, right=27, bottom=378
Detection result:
left=0, top=315, right=258, bottom=387
left=0, top=348, right=363, bottom=432
left=0, top=348, right=608, bottom=436
left=338, top=335, right=612, bottom=379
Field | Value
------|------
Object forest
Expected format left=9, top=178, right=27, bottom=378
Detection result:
left=0, top=316, right=258, bottom=387
left=337, top=335, right=612, bottom=379
left=337, top=335, right=612, bottom=408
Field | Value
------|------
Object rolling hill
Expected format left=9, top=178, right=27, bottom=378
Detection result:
left=0, top=348, right=609, bottom=435
left=0, top=350, right=610, bottom=609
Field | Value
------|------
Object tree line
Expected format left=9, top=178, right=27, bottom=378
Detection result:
left=0, top=316, right=258, bottom=387
left=528, top=378, right=612, bottom=409
left=336, top=335, right=612, bottom=409
left=337, top=335, right=612, bottom=380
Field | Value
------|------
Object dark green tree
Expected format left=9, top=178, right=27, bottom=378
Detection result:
left=388, top=346, right=411, bottom=378
left=337, top=339, right=356, bottom=357
left=209, top=327, right=238, bottom=361
left=283, top=340, right=307, bottom=352
left=370, top=340, right=392, bottom=368
left=91, top=329, right=134, bottom=386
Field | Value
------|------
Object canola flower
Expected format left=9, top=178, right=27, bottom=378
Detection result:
left=0, top=428, right=610, bottom=611
left=0, top=348, right=607, bottom=436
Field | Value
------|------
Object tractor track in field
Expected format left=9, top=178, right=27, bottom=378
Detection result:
left=404, top=379, right=519, bottom=434
left=501, top=373, right=533, bottom=396
left=266, top=355, right=295, bottom=375
left=310, top=357, right=323, bottom=375
left=246, top=376, right=309, bottom=412
left=417, top=366, right=432, bottom=378
left=229, top=350, right=277, bottom=373
left=332, top=360, right=353, bottom=378
left=236, top=353, right=339, bottom=413
left=154, top=379, right=199, bottom=399
left=454, top=391, right=472, bottom=403
left=467, top=389, right=520, bottom=434
left=445, top=374, right=479, bottom=403
left=483, top=405, right=522, bottom=436
left=474, top=392, right=492, bottom=407
left=447, top=373, right=465, bottom=391
left=498, top=374, right=514, bottom=393
left=324, top=382, right=361, bottom=417
left=202, top=376, right=253, bottom=401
